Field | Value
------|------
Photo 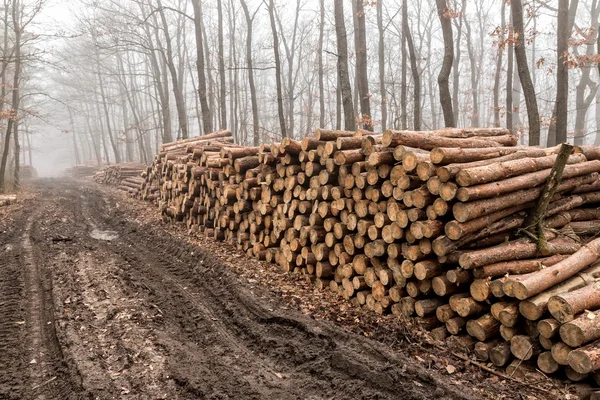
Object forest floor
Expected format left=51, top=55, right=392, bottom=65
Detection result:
left=0, top=178, right=588, bottom=399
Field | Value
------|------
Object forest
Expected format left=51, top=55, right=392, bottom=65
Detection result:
left=0, top=0, right=596, bottom=187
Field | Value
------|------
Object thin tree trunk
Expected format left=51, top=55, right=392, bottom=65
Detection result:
left=435, top=0, right=456, bottom=128
left=404, top=0, right=421, bottom=130
left=239, top=0, right=260, bottom=145
left=452, top=0, right=466, bottom=124
left=353, top=0, right=371, bottom=130
left=318, top=0, right=325, bottom=129
left=400, top=2, right=407, bottom=130
left=10, top=0, right=20, bottom=189
left=574, top=0, right=599, bottom=145
left=464, top=17, right=479, bottom=127
left=267, top=0, right=287, bottom=138
left=493, top=0, right=506, bottom=127
left=555, top=0, right=570, bottom=144
left=511, top=0, right=540, bottom=145
left=192, top=0, right=212, bottom=134
left=217, top=0, right=227, bottom=129
left=156, top=3, right=188, bottom=139
left=334, top=0, right=356, bottom=131
left=377, top=0, right=386, bottom=131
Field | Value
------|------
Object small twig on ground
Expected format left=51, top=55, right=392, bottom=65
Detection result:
left=32, top=376, right=56, bottom=390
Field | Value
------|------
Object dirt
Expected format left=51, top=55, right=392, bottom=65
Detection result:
left=0, top=179, right=585, bottom=399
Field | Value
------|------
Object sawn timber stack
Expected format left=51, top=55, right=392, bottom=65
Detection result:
left=136, top=127, right=600, bottom=384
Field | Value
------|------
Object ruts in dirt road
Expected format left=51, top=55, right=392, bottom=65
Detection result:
left=0, top=179, right=487, bottom=399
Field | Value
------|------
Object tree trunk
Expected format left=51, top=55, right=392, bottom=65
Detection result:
left=157, top=2, right=188, bottom=139
left=511, top=0, right=540, bottom=145
left=435, top=0, right=455, bottom=128
left=318, top=0, right=325, bottom=129
left=334, top=0, right=356, bottom=131
left=506, top=10, right=513, bottom=133
left=267, top=0, right=287, bottom=139
left=217, top=0, right=227, bottom=130
left=377, top=0, right=386, bottom=131
left=239, top=0, right=260, bottom=146
left=191, top=0, right=212, bottom=134
left=493, top=0, right=505, bottom=127
left=452, top=0, right=466, bottom=125
left=464, top=17, right=479, bottom=127
left=574, top=0, right=599, bottom=146
left=403, top=1, right=420, bottom=130
left=555, top=0, right=570, bottom=145
left=400, top=1, right=407, bottom=130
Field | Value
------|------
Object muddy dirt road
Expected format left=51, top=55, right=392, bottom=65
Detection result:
left=0, top=180, right=557, bottom=399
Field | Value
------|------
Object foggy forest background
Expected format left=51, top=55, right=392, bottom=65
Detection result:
left=0, top=0, right=595, bottom=187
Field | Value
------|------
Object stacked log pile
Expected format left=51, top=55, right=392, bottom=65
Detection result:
left=65, top=164, right=101, bottom=178
left=0, top=194, right=16, bottom=207
left=137, top=127, right=600, bottom=382
left=93, top=163, right=146, bottom=194
left=19, top=165, right=37, bottom=180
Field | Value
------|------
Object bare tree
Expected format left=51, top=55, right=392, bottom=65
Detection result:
left=192, top=0, right=212, bottom=134
left=493, top=0, right=505, bottom=127
left=239, top=0, right=260, bottom=145
left=267, top=0, right=287, bottom=138
left=334, top=0, right=355, bottom=131
left=404, top=0, right=421, bottom=130
left=377, top=0, right=386, bottom=131
left=318, top=0, right=325, bottom=129
left=217, top=0, right=227, bottom=129
left=511, top=0, right=540, bottom=145
left=435, top=0, right=455, bottom=128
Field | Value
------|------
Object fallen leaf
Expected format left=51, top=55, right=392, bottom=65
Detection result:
left=446, top=365, right=456, bottom=374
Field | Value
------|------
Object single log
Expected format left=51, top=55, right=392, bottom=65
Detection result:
left=469, top=279, right=491, bottom=302
left=510, top=335, right=541, bottom=360
left=453, top=297, right=487, bottom=318
left=446, top=316, right=468, bottom=335
left=537, top=351, right=560, bottom=374
left=415, top=298, right=445, bottom=317
left=538, top=318, right=561, bottom=339
left=552, top=342, right=574, bottom=365
left=430, top=326, right=449, bottom=341
left=466, top=313, right=501, bottom=341
left=414, top=259, right=442, bottom=280
left=430, top=146, right=554, bottom=165
left=436, top=304, right=456, bottom=323
left=489, top=341, right=512, bottom=367
left=459, top=239, right=580, bottom=270
left=315, top=129, right=355, bottom=141
left=432, top=275, right=461, bottom=297
left=538, top=335, right=555, bottom=351
left=382, top=130, right=515, bottom=150
left=569, top=340, right=600, bottom=374
left=561, top=309, right=600, bottom=347
left=431, top=127, right=511, bottom=138
left=549, top=281, right=600, bottom=323
left=500, top=325, right=519, bottom=341
left=472, top=255, right=570, bottom=279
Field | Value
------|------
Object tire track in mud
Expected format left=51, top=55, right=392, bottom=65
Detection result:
left=0, top=212, right=28, bottom=399
left=75, top=181, right=477, bottom=399
left=0, top=192, right=82, bottom=400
